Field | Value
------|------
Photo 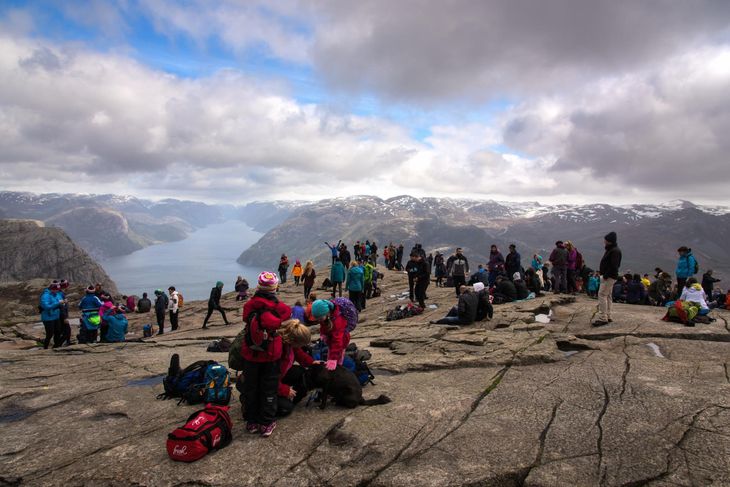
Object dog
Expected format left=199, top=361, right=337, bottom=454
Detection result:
left=305, top=364, right=391, bottom=409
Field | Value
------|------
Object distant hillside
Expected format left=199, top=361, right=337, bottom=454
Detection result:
left=237, top=196, right=730, bottom=278
left=0, top=220, right=118, bottom=294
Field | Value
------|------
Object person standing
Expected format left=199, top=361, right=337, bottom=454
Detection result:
left=136, top=292, right=152, bottom=313
left=168, top=286, right=180, bottom=332
left=302, top=261, right=316, bottom=300
left=291, top=260, right=303, bottom=286
left=339, top=245, right=352, bottom=269
left=505, top=244, right=521, bottom=280
left=330, top=257, right=346, bottom=298
left=549, top=241, right=569, bottom=293
left=325, top=240, right=341, bottom=265
left=675, top=246, right=698, bottom=293
left=278, top=254, right=289, bottom=285
left=346, top=262, right=365, bottom=311
left=203, top=281, right=230, bottom=329
left=701, top=270, right=720, bottom=299
left=487, top=245, right=505, bottom=286
left=412, top=252, right=430, bottom=308
left=39, top=282, right=64, bottom=349
left=154, top=289, right=167, bottom=335
left=58, top=279, right=73, bottom=346
left=446, top=248, right=470, bottom=297
left=396, top=244, right=405, bottom=270
left=593, top=232, right=622, bottom=327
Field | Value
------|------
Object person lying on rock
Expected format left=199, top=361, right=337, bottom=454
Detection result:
left=430, top=285, right=478, bottom=326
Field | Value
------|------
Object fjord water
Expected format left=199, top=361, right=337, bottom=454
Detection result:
left=102, top=220, right=266, bottom=300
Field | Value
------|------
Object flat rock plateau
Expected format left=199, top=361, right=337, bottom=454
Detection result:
left=2, top=269, right=730, bottom=486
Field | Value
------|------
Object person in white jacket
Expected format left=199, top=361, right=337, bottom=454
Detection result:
left=167, top=286, right=180, bottom=331
left=679, top=278, right=710, bottom=314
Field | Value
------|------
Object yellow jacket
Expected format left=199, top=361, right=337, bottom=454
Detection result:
left=292, top=264, right=303, bottom=277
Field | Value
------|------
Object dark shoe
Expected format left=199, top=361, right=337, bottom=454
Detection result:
left=260, top=421, right=277, bottom=438
left=202, top=325, right=208, bottom=329
left=608, top=319, right=613, bottom=323
left=592, top=320, right=609, bottom=327
left=246, top=422, right=260, bottom=434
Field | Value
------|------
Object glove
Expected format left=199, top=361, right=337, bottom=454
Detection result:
left=325, top=360, right=337, bottom=371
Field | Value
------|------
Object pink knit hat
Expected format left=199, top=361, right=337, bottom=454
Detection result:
left=257, top=271, right=279, bottom=292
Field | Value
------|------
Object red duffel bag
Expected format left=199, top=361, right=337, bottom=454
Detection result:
left=167, top=404, right=233, bottom=462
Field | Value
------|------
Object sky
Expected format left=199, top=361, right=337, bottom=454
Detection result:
left=0, top=1, right=729, bottom=205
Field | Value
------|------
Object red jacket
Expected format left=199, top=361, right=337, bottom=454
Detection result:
left=320, top=306, right=350, bottom=363
left=240, top=293, right=292, bottom=363
left=278, top=345, right=314, bottom=397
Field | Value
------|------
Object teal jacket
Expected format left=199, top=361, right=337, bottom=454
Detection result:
left=676, top=252, right=697, bottom=279
left=346, top=266, right=365, bottom=292
left=39, top=288, right=62, bottom=321
left=330, top=261, right=346, bottom=283
left=104, top=310, right=128, bottom=342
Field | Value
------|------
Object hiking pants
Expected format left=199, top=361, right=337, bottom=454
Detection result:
left=597, top=277, right=615, bottom=322
left=349, top=290, right=364, bottom=312
left=279, top=271, right=287, bottom=284
left=60, top=320, right=72, bottom=345
left=567, top=269, right=577, bottom=293
left=415, top=281, right=428, bottom=308
left=156, top=311, right=165, bottom=334
left=452, top=275, right=466, bottom=297
left=676, top=278, right=687, bottom=298
left=364, top=281, right=373, bottom=299
left=553, top=267, right=568, bottom=293
left=304, top=285, right=313, bottom=300
left=331, top=282, right=343, bottom=298
left=203, top=304, right=228, bottom=326
left=42, top=319, right=62, bottom=349
left=169, top=310, right=178, bottom=331
left=408, top=278, right=415, bottom=301
left=294, top=276, right=300, bottom=286
left=434, top=306, right=468, bottom=325
left=242, top=360, right=279, bottom=426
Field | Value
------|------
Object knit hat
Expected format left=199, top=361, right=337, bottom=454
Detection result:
left=60, top=279, right=69, bottom=289
left=154, top=289, right=163, bottom=295
left=513, top=272, right=522, bottom=281
left=216, top=281, right=224, bottom=287
left=473, top=282, right=485, bottom=293
left=86, top=285, right=95, bottom=292
left=49, top=283, right=61, bottom=291
left=257, top=271, right=279, bottom=292
left=311, top=299, right=334, bottom=319
left=604, top=232, right=617, bottom=244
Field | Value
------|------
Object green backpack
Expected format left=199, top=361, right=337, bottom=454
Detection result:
left=662, top=300, right=699, bottom=325
left=228, top=329, right=246, bottom=371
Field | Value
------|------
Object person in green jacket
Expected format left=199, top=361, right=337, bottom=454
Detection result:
left=346, top=262, right=366, bottom=311
left=363, top=261, right=375, bottom=299
left=330, top=257, right=346, bottom=298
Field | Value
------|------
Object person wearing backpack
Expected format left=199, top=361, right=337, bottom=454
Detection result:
left=39, top=282, right=64, bottom=349
left=310, top=299, right=350, bottom=371
left=241, top=272, right=292, bottom=438
left=203, top=281, right=230, bottom=329
left=592, top=232, right=622, bottom=327
left=446, top=248, right=470, bottom=297
left=154, top=289, right=167, bottom=335
left=675, top=246, right=698, bottom=294
left=363, top=261, right=375, bottom=299
left=78, top=285, right=103, bottom=343
left=346, top=262, right=365, bottom=311
left=330, top=257, right=346, bottom=298
left=168, top=286, right=180, bottom=332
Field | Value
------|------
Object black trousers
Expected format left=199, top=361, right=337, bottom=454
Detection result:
left=415, top=281, right=428, bottom=308
left=408, top=278, right=415, bottom=301
left=203, top=304, right=228, bottom=326
left=156, top=311, right=165, bottom=333
left=42, top=319, right=62, bottom=349
left=304, top=285, right=313, bottom=300
left=242, top=361, right=279, bottom=426
left=452, top=276, right=466, bottom=297
left=364, top=281, right=373, bottom=299
left=169, top=310, right=178, bottom=331
left=349, top=290, right=364, bottom=311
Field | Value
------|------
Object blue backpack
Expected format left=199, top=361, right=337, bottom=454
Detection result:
left=203, top=364, right=231, bottom=405
left=157, top=355, right=231, bottom=406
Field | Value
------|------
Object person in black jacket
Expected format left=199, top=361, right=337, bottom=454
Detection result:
left=473, top=282, right=493, bottom=321
left=505, top=244, right=522, bottom=280
left=203, top=281, right=230, bottom=329
left=593, top=231, right=622, bottom=327
left=136, top=292, right=152, bottom=313
left=493, top=275, right=517, bottom=303
left=430, top=285, right=478, bottom=325
left=154, top=289, right=168, bottom=335
left=702, top=270, right=720, bottom=298
left=512, top=272, right=529, bottom=300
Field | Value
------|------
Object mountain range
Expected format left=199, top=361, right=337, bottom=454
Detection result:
left=237, top=196, right=730, bottom=279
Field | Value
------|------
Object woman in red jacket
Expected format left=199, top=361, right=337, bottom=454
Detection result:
left=310, top=299, right=350, bottom=371
left=240, top=272, right=291, bottom=438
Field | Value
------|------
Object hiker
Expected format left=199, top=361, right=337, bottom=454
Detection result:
left=675, top=246, right=698, bottom=292
left=531, top=254, right=543, bottom=271
left=513, top=272, right=530, bottom=300
left=396, top=244, right=404, bottom=270
left=408, top=252, right=429, bottom=308
left=137, top=292, right=152, bottom=313
left=505, top=244, right=521, bottom=280
left=613, top=276, right=628, bottom=303
left=469, top=265, right=489, bottom=287
left=641, top=274, right=651, bottom=289
left=446, top=247, right=470, bottom=297
left=310, top=299, right=351, bottom=370
left=203, top=281, right=230, bottom=329
left=278, top=254, right=289, bottom=285
left=103, top=305, right=128, bottom=343
left=549, top=241, right=568, bottom=294
left=58, top=279, right=73, bottom=346
left=587, top=272, right=600, bottom=298
left=648, top=272, right=672, bottom=306
left=593, top=232, right=622, bottom=327
left=168, top=286, right=180, bottom=331
left=304, top=292, right=318, bottom=324
left=430, top=285, right=478, bottom=325
left=240, top=272, right=292, bottom=438
left=346, top=262, right=365, bottom=311
left=370, top=241, right=378, bottom=265
left=291, top=301, right=306, bottom=322
left=325, top=241, right=342, bottom=265
left=154, top=289, right=167, bottom=335
left=330, top=257, right=346, bottom=298
left=235, top=276, right=249, bottom=301
left=679, top=277, right=710, bottom=315
left=473, top=282, right=494, bottom=321
left=78, top=285, right=103, bottom=343
left=339, top=245, right=352, bottom=269
left=566, top=241, right=580, bottom=293
left=125, top=295, right=136, bottom=313
left=292, top=260, right=303, bottom=286
left=98, top=293, right=115, bottom=342
left=302, top=261, right=316, bottom=300
left=493, top=275, right=517, bottom=303
left=275, top=320, right=319, bottom=417
left=39, top=282, right=64, bottom=349
left=487, top=245, right=505, bottom=286
left=427, top=253, right=433, bottom=275
left=363, top=260, right=375, bottom=299
left=701, top=270, right=720, bottom=298
left=94, top=283, right=104, bottom=298
left=626, top=274, right=647, bottom=305
left=524, top=268, right=544, bottom=297
left=434, top=252, right=446, bottom=287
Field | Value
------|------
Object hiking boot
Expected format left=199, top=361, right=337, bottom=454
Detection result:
left=202, top=325, right=208, bottom=329
left=260, top=421, right=277, bottom=438
left=245, top=422, right=260, bottom=434
left=608, top=318, right=613, bottom=323
left=592, top=320, right=609, bottom=327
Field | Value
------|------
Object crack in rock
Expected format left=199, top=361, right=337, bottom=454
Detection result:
left=619, top=337, right=631, bottom=400
left=356, top=422, right=429, bottom=487
left=595, top=382, right=610, bottom=486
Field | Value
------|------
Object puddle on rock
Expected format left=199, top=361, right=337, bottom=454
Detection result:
left=126, top=374, right=165, bottom=387
left=0, top=406, right=34, bottom=423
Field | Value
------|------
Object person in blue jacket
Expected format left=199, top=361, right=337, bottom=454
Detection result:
left=78, top=285, right=103, bottom=343
left=103, top=306, right=128, bottom=342
left=330, top=257, right=346, bottom=298
left=675, top=246, right=698, bottom=293
left=346, top=262, right=365, bottom=311
left=39, top=282, right=64, bottom=349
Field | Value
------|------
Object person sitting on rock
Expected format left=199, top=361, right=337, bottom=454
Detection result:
left=524, top=268, right=544, bottom=297
left=492, top=275, right=517, bottom=304
left=78, top=285, right=103, bottom=343
left=430, top=285, right=478, bottom=325
left=587, top=272, right=600, bottom=298
left=648, top=272, right=672, bottom=306
left=98, top=292, right=115, bottom=342
left=103, top=305, right=128, bottom=343
left=473, top=282, right=494, bottom=321
left=679, top=277, right=710, bottom=315
left=203, top=281, right=230, bottom=329
left=291, top=301, right=306, bottom=322
left=136, top=292, right=152, bottom=313
left=626, top=274, right=647, bottom=305
left=310, top=299, right=351, bottom=371
left=235, top=276, right=249, bottom=301
left=612, top=275, right=628, bottom=303
left=513, top=272, right=530, bottom=300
